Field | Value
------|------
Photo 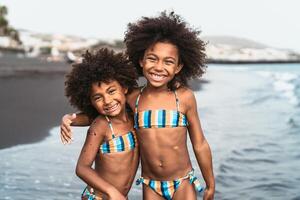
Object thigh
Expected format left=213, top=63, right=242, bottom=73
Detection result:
left=142, top=184, right=165, bottom=200
left=173, top=179, right=197, bottom=200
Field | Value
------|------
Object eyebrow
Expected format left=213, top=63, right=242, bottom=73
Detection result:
left=106, top=85, right=116, bottom=91
left=146, top=53, right=176, bottom=61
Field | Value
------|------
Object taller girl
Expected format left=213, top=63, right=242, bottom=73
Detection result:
left=124, top=11, right=215, bottom=200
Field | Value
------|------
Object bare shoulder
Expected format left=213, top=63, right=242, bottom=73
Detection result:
left=88, top=115, right=108, bottom=137
left=126, top=87, right=142, bottom=108
left=176, top=87, right=195, bottom=101
left=176, top=87, right=197, bottom=112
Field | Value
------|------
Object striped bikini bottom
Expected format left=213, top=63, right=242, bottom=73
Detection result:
left=81, top=186, right=104, bottom=200
left=136, top=169, right=204, bottom=200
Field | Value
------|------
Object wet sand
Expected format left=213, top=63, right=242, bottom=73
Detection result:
left=0, top=57, right=75, bottom=149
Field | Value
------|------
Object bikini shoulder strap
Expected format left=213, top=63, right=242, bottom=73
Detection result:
left=134, top=86, right=146, bottom=113
left=105, top=116, right=116, bottom=138
left=174, top=90, right=180, bottom=111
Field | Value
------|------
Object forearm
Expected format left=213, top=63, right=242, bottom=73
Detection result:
left=76, top=165, right=117, bottom=195
left=193, top=140, right=215, bottom=190
left=71, top=112, right=92, bottom=126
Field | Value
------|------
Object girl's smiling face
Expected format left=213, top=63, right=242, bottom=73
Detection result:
left=139, top=42, right=183, bottom=89
left=90, top=80, right=127, bottom=117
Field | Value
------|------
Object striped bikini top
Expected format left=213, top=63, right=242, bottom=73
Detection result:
left=99, top=116, right=137, bottom=154
left=134, top=86, right=188, bottom=129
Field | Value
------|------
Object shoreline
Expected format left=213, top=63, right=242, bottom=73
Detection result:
left=0, top=57, right=298, bottom=150
left=206, top=59, right=300, bottom=64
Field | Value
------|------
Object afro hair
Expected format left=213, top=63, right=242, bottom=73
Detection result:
left=65, top=48, right=138, bottom=119
left=124, top=11, right=207, bottom=90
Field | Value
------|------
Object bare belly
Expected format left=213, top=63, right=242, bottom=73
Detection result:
left=137, top=128, right=192, bottom=180
left=94, top=148, right=139, bottom=195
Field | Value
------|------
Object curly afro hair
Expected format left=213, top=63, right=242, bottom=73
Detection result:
left=65, top=48, right=138, bottom=119
left=124, top=11, right=207, bottom=90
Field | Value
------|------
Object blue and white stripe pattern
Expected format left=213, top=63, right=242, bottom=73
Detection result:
left=136, top=169, right=203, bottom=200
left=99, top=131, right=137, bottom=154
left=134, top=86, right=188, bottom=129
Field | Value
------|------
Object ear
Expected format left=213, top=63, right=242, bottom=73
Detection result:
left=139, top=59, right=144, bottom=68
left=175, top=64, right=183, bottom=74
left=123, top=87, right=128, bottom=94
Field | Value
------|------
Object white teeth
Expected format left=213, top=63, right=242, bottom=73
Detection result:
left=151, top=73, right=165, bottom=81
left=105, top=104, right=118, bottom=112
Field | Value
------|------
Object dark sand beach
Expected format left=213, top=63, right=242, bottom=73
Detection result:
left=0, top=56, right=75, bottom=149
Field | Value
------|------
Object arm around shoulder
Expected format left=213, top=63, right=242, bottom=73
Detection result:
left=60, top=112, right=93, bottom=144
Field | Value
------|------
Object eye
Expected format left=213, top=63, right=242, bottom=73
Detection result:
left=146, top=57, right=156, bottom=62
left=93, top=96, right=103, bottom=102
left=165, top=60, right=174, bottom=65
left=108, top=89, right=116, bottom=95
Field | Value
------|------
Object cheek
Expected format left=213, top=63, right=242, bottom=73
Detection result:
left=93, top=101, right=104, bottom=112
left=118, top=93, right=127, bottom=102
left=115, top=93, right=126, bottom=104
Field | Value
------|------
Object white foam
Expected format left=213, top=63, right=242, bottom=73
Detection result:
left=256, top=71, right=273, bottom=78
left=274, top=72, right=298, bottom=82
left=256, top=71, right=299, bottom=105
left=273, top=81, right=295, bottom=92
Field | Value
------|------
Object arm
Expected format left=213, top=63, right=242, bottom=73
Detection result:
left=185, top=90, right=215, bottom=200
left=60, top=112, right=93, bottom=144
left=76, top=119, right=126, bottom=199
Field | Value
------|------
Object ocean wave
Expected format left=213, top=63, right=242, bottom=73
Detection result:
left=287, top=117, right=300, bottom=129
left=256, top=71, right=300, bottom=105
left=243, top=94, right=275, bottom=105
left=246, top=182, right=290, bottom=192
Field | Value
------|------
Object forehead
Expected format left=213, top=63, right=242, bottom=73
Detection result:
left=145, top=42, right=179, bottom=58
left=90, top=80, right=121, bottom=94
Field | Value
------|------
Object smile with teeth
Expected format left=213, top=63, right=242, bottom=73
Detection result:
left=150, top=73, right=166, bottom=81
left=104, top=103, right=119, bottom=113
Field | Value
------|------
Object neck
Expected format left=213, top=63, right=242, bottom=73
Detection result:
left=145, top=82, right=170, bottom=93
left=109, top=111, right=129, bottom=123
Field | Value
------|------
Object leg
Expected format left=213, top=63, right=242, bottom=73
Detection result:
left=172, top=179, right=197, bottom=200
left=143, top=184, right=165, bottom=200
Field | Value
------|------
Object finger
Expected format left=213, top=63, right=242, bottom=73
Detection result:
left=61, top=126, right=72, bottom=142
left=62, top=122, right=72, bottom=134
left=61, top=125, right=72, bottom=142
left=65, top=118, right=73, bottom=125
left=61, top=133, right=68, bottom=145
left=61, top=129, right=71, bottom=144
left=62, top=114, right=73, bottom=124
left=71, top=113, right=77, bottom=119
left=60, top=128, right=67, bottom=144
left=60, top=131, right=65, bottom=144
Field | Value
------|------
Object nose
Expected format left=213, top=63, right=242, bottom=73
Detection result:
left=154, top=61, right=164, bottom=71
left=103, top=95, right=112, bottom=105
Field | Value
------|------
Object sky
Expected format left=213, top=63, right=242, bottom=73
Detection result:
left=1, top=0, right=300, bottom=52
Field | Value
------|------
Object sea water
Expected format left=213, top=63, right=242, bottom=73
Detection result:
left=1, top=64, right=300, bottom=200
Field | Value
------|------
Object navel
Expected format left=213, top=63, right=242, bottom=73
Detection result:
left=158, top=159, right=164, bottom=167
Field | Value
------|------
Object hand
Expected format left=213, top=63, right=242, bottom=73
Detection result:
left=107, top=189, right=126, bottom=200
left=203, top=187, right=215, bottom=200
left=60, top=113, right=76, bottom=144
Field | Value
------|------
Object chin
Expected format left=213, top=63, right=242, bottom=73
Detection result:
left=148, top=80, right=168, bottom=88
left=107, top=109, right=122, bottom=117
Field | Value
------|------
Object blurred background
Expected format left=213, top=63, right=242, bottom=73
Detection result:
left=0, top=0, right=299, bottom=199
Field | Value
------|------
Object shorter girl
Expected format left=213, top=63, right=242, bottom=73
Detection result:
left=64, top=48, right=139, bottom=200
